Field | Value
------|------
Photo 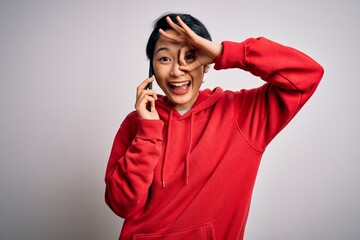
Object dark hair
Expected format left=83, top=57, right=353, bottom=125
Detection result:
left=146, top=13, right=212, bottom=61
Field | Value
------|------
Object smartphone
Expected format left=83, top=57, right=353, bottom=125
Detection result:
left=147, top=61, right=153, bottom=89
left=146, top=61, right=153, bottom=111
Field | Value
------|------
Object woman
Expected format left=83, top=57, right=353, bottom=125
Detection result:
left=105, top=13, right=324, bottom=239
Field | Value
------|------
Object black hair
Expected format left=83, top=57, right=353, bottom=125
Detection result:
left=146, top=13, right=212, bottom=61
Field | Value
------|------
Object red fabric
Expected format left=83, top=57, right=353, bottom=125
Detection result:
left=105, top=37, right=324, bottom=239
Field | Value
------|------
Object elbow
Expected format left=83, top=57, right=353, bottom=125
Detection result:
left=105, top=188, right=125, bottom=218
left=105, top=190, right=134, bottom=219
left=311, top=63, right=324, bottom=93
left=306, top=62, right=324, bottom=93
left=105, top=184, right=145, bottom=219
left=315, top=63, right=325, bottom=85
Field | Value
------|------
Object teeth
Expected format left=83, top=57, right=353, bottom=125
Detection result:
left=169, top=81, right=190, bottom=87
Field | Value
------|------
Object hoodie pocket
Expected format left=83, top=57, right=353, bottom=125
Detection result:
left=132, top=223, right=216, bottom=240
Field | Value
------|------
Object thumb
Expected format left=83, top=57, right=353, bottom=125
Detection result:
left=179, top=61, right=202, bottom=72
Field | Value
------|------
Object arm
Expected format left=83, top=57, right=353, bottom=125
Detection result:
left=105, top=114, right=164, bottom=218
left=215, top=38, right=324, bottom=151
left=105, top=73, right=163, bottom=218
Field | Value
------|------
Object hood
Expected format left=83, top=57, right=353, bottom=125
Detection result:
left=154, top=87, right=223, bottom=188
left=155, top=87, right=223, bottom=119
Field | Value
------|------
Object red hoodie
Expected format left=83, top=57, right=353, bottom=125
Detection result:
left=105, top=37, right=324, bottom=239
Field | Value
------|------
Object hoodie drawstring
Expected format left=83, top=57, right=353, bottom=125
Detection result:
left=160, top=110, right=195, bottom=188
left=185, top=112, right=194, bottom=185
left=161, top=109, right=173, bottom=188
left=157, top=88, right=222, bottom=189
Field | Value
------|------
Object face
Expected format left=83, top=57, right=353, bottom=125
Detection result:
left=153, top=30, right=207, bottom=111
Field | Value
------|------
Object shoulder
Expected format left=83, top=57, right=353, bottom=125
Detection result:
left=119, top=111, right=139, bottom=136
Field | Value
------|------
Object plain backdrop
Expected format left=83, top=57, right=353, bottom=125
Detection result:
left=1, top=0, right=359, bottom=239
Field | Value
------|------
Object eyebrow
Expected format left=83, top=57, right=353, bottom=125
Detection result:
left=155, top=47, right=169, bottom=55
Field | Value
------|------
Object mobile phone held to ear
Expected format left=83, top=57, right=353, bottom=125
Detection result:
left=147, top=61, right=153, bottom=90
left=146, top=61, right=153, bottom=111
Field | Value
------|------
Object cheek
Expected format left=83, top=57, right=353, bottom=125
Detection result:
left=153, top=64, right=166, bottom=77
left=154, top=65, right=171, bottom=83
left=154, top=71, right=166, bottom=84
left=190, top=69, right=205, bottom=84
left=154, top=73, right=168, bottom=91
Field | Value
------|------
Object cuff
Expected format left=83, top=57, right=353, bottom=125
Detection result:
left=136, top=118, right=164, bottom=140
left=214, top=41, right=246, bottom=70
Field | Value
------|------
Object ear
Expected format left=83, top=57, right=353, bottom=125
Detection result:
left=204, top=65, right=210, bottom=73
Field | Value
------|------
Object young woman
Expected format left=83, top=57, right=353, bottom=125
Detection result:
left=105, top=13, right=324, bottom=239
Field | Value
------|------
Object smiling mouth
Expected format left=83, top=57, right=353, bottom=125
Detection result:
left=169, top=81, right=191, bottom=88
left=168, top=81, right=191, bottom=94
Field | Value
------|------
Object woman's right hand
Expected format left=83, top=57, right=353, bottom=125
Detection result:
left=135, top=76, right=159, bottom=120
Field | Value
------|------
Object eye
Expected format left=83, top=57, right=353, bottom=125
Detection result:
left=159, top=57, right=170, bottom=62
left=184, top=53, right=195, bottom=62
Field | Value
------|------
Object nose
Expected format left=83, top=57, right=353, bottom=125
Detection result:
left=170, top=61, right=185, bottom=77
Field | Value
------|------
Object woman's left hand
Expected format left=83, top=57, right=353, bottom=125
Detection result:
left=159, top=16, right=223, bottom=72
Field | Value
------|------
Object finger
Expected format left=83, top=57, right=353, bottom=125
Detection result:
left=137, top=76, right=155, bottom=94
left=138, top=89, right=157, bottom=101
left=136, top=83, right=155, bottom=106
left=136, top=93, right=156, bottom=111
left=175, top=16, right=198, bottom=39
left=165, top=16, right=186, bottom=35
left=149, top=96, right=156, bottom=112
left=179, top=61, right=202, bottom=72
left=179, top=45, right=192, bottom=66
left=159, top=28, right=185, bottom=43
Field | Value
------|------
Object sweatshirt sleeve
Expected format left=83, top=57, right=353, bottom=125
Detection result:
left=214, top=37, right=324, bottom=151
left=104, top=114, right=164, bottom=218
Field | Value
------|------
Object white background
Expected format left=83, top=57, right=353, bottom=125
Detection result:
left=1, top=0, right=359, bottom=239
